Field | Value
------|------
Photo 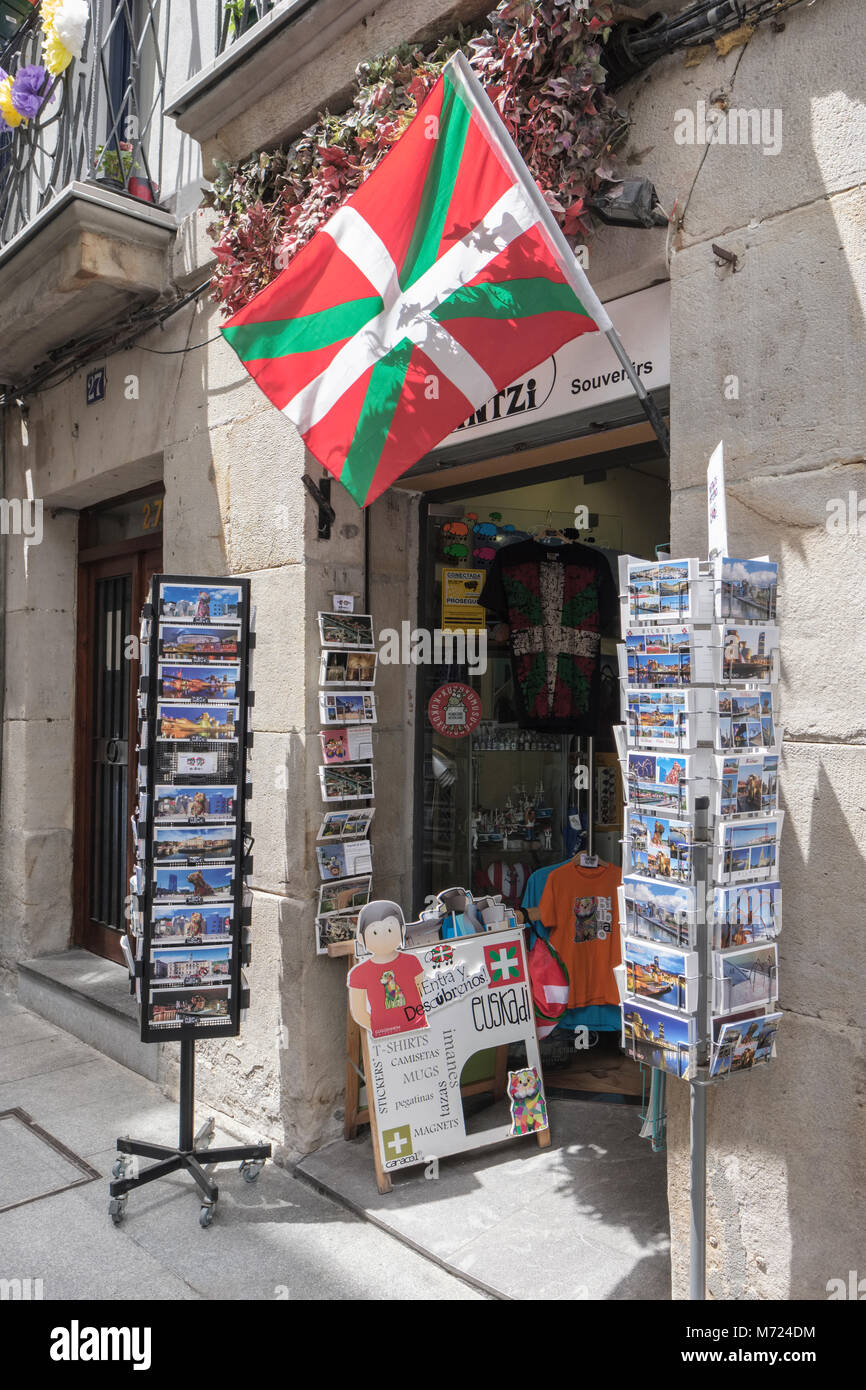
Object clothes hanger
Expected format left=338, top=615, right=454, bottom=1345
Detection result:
left=532, top=510, right=570, bottom=546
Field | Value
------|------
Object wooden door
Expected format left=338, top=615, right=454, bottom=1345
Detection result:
left=73, top=490, right=162, bottom=962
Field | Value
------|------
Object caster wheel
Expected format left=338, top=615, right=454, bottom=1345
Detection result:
left=199, top=1205, right=214, bottom=1228
left=108, top=1197, right=126, bottom=1226
left=240, top=1160, right=263, bottom=1183
left=112, top=1157, right=127, bottom=1179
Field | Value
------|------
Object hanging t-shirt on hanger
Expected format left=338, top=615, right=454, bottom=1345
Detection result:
left=479, top=538, right=617, bottom=732
left=537, top=859, right=622, bottom=1009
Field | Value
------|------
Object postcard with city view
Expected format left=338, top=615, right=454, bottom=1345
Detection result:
left=716, top=754, right=779, bottom=818
left=717, top=557, right=778, bottom=622
left=716, top=814, right=783, bottom=882
left=157, top=702, right=239, bottom=743
left=626, top=809, right=695, bottom=883
left=153, top=825, right=236, bottom=863
left=153, top=786, right=237, bottom=822
left=627, top=751, right=691, bottom=815
left=623, top=937, right=698, bottom=1013
left=620, top=875, right=696, bottom=948
left=622, top=1000, right=694, bottom=1079
left=158, top=664, right=240, bottom=701
left=150, top=905, right=234, bottom=945
left=719, top=624, right=780, bottom=683
left=159, top=584, right=242, bottom=624
left=624, top=627, right=692, bottom=686
left=158, top=624, right=240, bottom=663
left=713, top=943, right=779, bottom=1015
left=318, top=611, right=375, bottom=649
left=626, top=558, right=696, bottom=625
left=712, top=882, right=781, bottom=949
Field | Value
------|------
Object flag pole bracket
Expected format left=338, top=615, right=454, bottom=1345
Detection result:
left=301, top=472, right=336, bottom=536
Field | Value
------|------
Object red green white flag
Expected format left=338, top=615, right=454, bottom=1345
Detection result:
left=221, top=51, right=613, bottom=508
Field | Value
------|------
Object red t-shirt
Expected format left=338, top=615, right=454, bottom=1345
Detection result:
left=348, top=951, right=428, bottom=1037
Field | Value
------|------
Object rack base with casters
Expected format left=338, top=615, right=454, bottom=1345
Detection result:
left=108, top=1039, right=271, bottom=1227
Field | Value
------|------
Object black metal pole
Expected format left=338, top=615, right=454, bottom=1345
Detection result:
left=179, top=1038, right=195, bottom=1151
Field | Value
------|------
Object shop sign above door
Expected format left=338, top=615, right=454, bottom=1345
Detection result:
left=438, top=281, right=670, bottom=450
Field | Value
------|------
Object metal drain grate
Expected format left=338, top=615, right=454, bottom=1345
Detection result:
left=0, top=1109, right=100, bottom=1213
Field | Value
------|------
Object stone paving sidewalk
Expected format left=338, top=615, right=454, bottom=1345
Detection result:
left=0, top=993, right=483, bottom=1301
left=298, top=1090, right=671, bottom=1300
left=0, top=991, right=670, bottom=1300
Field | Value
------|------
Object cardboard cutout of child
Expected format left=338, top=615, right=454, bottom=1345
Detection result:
left=348, top=900, right=429, bottom=1039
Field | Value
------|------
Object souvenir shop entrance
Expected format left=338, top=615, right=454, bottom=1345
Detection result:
left=410, top=431, right=670, bottom=1098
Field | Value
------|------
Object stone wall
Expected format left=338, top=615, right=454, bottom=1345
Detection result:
left=660, top=1, right=866, bottom=1299
left=2, top=0, right=864, bottom=1287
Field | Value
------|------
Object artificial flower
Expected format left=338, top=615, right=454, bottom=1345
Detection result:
left=41, top=0, right=89, bottom=77
left=11, top=64, right=48, bottom=121
left=0, top=71, right=23, bottom=129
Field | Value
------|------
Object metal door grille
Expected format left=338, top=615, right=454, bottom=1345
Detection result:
left=89, top=573, right=132, bottom=931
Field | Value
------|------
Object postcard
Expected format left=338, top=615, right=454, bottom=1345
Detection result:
left=154, top=743, right=238, bottom=786
left=622, top=1000, right=695, bottom=1078
left=622, top=936, right=698, bottom=1013
left=318, top=611, right=375, bottom=649
left=148, top=985, right=231, bottom=1028
left=715, top=812, right=783, bottom=882
left=626, top=809, right=695, bottom=882
left=625, top=751, right=692, bottom=815
left=712, top=881, right=781, bottom=949
left=153, top=864, right=233, bottom=901
left=715, top=753, right=779, bottom=818
left=150, top=903, right=234, bottom=944
left=716, top=556, right=778, bottom=622
left=158, top=624, right=240, bottom=662
left=157, top=702, right=238, bottom=742
left=318, top=875, right=372, bottom=917
left=621, top=627, right=695, bottom=687
left=153, top=824, right=236, bottom=863
left=158, top=664, right=241, bottom=701
left=319, top=649, right=378, bottom=687
left=159, top=583, right=242, bottom=624
left=154, top=785, right=237, bottom=822
left=713, top=943, right=779, bottom=1014
left=319, top=726, right=375, bottom=764
left=317, top=808, right=375, bottom=841
left=710, top=1011, right=782, bottom=1077
left=317, top=840, right=373, bottom=881
left=319, top=762, right=374, bottom=802
left=316, top=911, right=360, bottom=955
left=717, top=624, right=779, bottom=684
left=716, top=688, right=777, bottom=751
left=319, top=691, right=377, bottom=725
left=625, top=558, right=697, bottom=625
left=149, top=945, right=232, bottom=990
left=625, top=688, right=691, bottom=750
left=618, top=876, right=696, bottom=948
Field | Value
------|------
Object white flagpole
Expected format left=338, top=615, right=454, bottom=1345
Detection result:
left=446, top=51, right=670, bottom=458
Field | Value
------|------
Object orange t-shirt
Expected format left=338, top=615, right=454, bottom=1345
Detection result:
left=538, top=861, right=622, bottom=1008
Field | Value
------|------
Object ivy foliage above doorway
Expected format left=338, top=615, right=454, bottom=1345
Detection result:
left=206, top=1, right=625, bottom=317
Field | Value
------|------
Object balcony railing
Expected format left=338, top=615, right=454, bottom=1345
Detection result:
left=0, top=0, right=169, bottom=250
left=216, top=1, right=277, bottom=56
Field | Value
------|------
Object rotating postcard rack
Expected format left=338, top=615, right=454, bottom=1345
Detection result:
left=612, top=553, right=783, bottom=1299
left=110, top=574, right=270, bottom=1228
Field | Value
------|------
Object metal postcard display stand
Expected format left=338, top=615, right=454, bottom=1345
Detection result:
left=110, top=574, right=271, bottom=1228
left=614, top=548, right=782, bottom=1299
